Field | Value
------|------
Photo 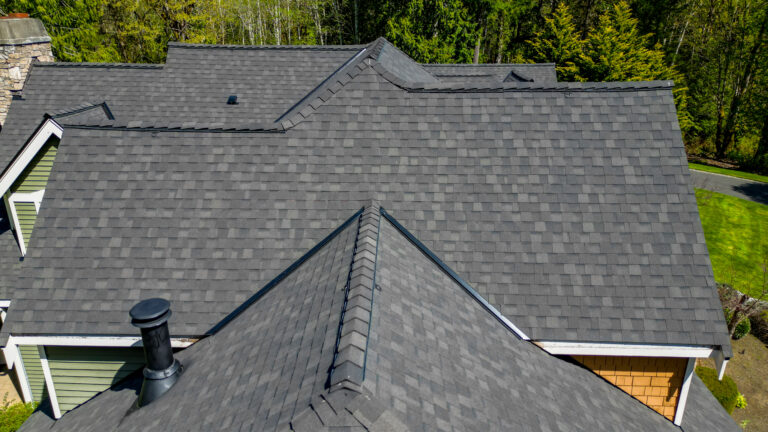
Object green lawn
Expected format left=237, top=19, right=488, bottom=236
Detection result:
left=695, top=189, right=768, bottom=297
left=689, top=162, right=768, bottom=183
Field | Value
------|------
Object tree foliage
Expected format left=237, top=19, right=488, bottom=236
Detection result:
left=528, top=3, right=582, bottom=81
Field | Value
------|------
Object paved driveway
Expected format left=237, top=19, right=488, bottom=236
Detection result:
left=690, top=170, right=768, bottom=205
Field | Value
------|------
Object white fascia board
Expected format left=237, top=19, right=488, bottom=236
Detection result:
left=0, top=300, right=10, bottom=308
left=535, top=340, right=714, bottom=358
left=38, top=346, right=61, bottom=418
left=6, top=192, right=25, bottom=256
left=0, top=118, right=63, bottom=197
left=8, top=335, right=197, bottom=348
left=8, top=189, right=47, bottom=256
left=673, top=357, right=696, bottom=426
left=3, top=343, right=31, bottom=402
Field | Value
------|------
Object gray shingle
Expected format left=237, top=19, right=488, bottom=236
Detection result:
left=1, top=39, right=730, bottom=360
left=423, top=63, right=557, bottom=83
left=18, top=206, right=736, bottom=431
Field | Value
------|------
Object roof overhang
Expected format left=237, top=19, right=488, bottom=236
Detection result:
left=0, top=117, right=63, bottom=197
left=535, top=339, right=728, bottom=379
left=1, top=334, right=197, bottom=370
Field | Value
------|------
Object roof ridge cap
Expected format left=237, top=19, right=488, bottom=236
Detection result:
left=328, top=202, right=381, bottom=389
left=167, top=41, right=364, bottom=51
left=422, top=62, right=556, bottom=67
left=34, top=62, right=163, bottom=69
left=203, top=207, right=365, bottom=335
left=47, top=101, right=114, bottom=120
left=277, top=48, right=370, bottom=127
left=407, top=80, right=675, bottom=92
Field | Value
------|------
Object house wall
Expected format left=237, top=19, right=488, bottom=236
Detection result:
left=572, top=355, right=687, bottom=420
left=18, top=345, right=46, bottom=402
left=11, top=137, right=58, bottom=193
left=6, top=137, right=59, bottom=249
left=13, top=201, right=36, bottom=249
left=45, top=346, right=145, bottom=412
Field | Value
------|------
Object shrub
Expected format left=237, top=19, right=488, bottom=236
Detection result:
left=733, top=316, right=751, bottom=339
left=0, top=396, right=37, bottom=432
left=735, top=393, right=747, bottom=409
left=724, top=307, right=754, bottom=340
left=696, top=366, right=739, bottom=414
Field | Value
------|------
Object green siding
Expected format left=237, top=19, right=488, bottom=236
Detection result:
left=11, top=137, right=59, bottom=193
left=14, top=201, right=37, bottom=249
left=18, top=345, right=47, bottom=402
left=46, top=347, right=145, bottom=412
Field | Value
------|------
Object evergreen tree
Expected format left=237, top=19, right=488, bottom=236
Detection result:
left=578, top=1, right=671, bottom=81
left=527, top=3, right=583, bottom=81
left=385, top=0, right=477, bottom=63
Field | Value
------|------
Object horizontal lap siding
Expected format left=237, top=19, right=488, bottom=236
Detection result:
left=18, top=346, right=46, bottom=402
left=9, top=137, right=59, bottom=249
left=14, top=201, right=36, bottom=249
left=46, top=347, right=145, bottom=412
left=11, top=138, right=59, bottom=193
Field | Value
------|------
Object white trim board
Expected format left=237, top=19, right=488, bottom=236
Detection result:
left=2, top=335, right=197, bottom=369
left=10, top=344, right=32, bottom=403
left=673, top=357, right=696, bottom=426
left=38, top=346, right=61, bottom=419
left=0, top=118, right=63, bottom=197
left=7, top=189, right=45, bottom=256
left=534, top=340, right=715, bottom=358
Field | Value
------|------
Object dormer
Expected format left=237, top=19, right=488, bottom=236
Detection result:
left=0, top=117, right=62, bottom=255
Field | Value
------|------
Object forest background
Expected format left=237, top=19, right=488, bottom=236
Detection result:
left=1, top=0, right=766, bottom=170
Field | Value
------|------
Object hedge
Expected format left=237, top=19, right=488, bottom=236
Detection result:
left=696, top=366, right=739, bottom=414
left=0, top=400, right=36, bottom=432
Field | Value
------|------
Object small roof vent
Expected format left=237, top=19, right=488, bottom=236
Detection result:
left=130, top=298, right=182, bottom=407
left=226, top=95, right=238, bottom=105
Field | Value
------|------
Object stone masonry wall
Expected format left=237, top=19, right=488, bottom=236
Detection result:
left=572, top=355, right=688, bottom=421
left=0, top=41, right=54, bottom=125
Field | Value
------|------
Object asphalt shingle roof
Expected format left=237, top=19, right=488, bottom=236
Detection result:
left=17, top=205, right=737, bottom=431
left=1, top=40, right=730, bottom=358
left=422, top=62, right=557, bottom=83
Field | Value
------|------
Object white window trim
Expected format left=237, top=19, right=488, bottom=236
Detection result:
left=7, top=189, right=45, bottom=256
left=38, top=346, right=61, bottom=419
left=0, top=118, right=62, bottom=198
left=673, top=357, right=696, bottom=426
left=534, top=340, right=715, bottom=358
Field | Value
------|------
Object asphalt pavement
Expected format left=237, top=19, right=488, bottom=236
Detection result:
left=690, top=169, right=768, bottom=205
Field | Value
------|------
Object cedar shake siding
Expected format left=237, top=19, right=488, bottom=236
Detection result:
left=572, top=355, right=688, bottom=420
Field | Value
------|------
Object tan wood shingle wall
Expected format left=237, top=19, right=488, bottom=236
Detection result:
left=572, top=355, right=687, bottom=420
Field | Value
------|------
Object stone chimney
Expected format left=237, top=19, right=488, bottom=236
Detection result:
left=0, top=14, right=54, bottom=126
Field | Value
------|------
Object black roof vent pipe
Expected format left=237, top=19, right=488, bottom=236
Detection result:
left=130, top=298, right=182, bottom=407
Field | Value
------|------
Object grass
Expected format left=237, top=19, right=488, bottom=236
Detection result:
left=695, top=189, right=768, bottom=298
left=689, top=162, right=768, bottom=183
left=699, top=334, right=768, bottom=431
